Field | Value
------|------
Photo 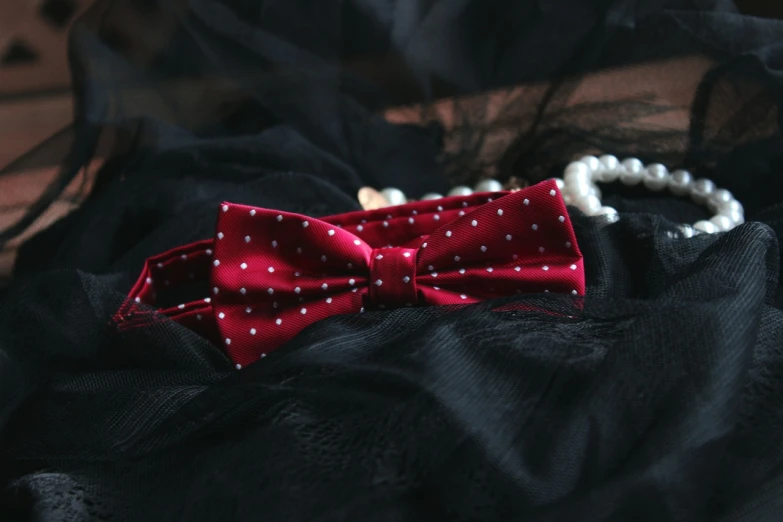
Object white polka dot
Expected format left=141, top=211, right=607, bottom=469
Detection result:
left=570, top=264, right=577, bottom=270
left=294, top=271, right=301, bottom=277
left=352, top=239, right=361, bottom=246
left=204, top=298, right=212, bottom=303
left=349, top=279, right=356, bottom=286
left=506, top=234, right=512, bottom=241
left=538, top=247, right=545, bottom=253
left=459, top=268, right=466, bottom=274
left=206, top=249, right=213, bottom=256
left=408, top=217, right=415, bottom=225
left=422, top=243, right=428, bottom=249
left=235, top=364, right=242, bottom=370
left=294, top=287, right=301, bottom=294
left=271, top=240, right=278, bottom=248
left=300, top=308, right=307, bottom=315
left=213, top=287, right=219, bottom=295
left=276, top=318, right=282, bottom=325
left=328, top=230, right=335, bottom=236
left=244, top=235, right=251, bottom=243
left=146, top=277, right=153, bottom=284
left=217, top=232, right=224, bottom=240
left=222, top=204, right=229, bottom=212
left=497, top=209, right=504, bottom=216
left=428, top=265, right=435, bottom=271
left=550, top=189, right=557, bottom=196
left=523, top=199, right=530, bottom=206
left=437, top=205, right=444, bottom=211
left=250, top=328, right=256, bottom=335
left=134, top=297, right=141, bottom=303
left=321, top=283, right=328, bottom=290
left=542, top=265, right=549, bottom=271
left=480, top=245, right=487, bottom=252
left=240, top=262, right=247, bottom=270
left=321, top=255, right=327, bottom=262
left=181, top=254, right=188, bottom=261
left=249, top=209, right=256, bottom=216
left=375, top=254, right=384, bottom=260
left=268, top=266, right=275, bottom=273
left=460, top=294, right=467, bottom=300
left=514, top=266, right=521, bottom=272
left=196, top=314, right=202, bottom=321
left=347, top=263, right=353, bottom=269
left=444, top=231, right=452, bottom=238
left=432, top=272, right=438, bottom=278
left=403, top=276, right=411, bottom=283
left=434, top=286, right=441, bottom=290
left=213, top=259, right=220, bottom=267
left=454, top=256, right=461, bottom=262
left=276, top=214, right=283, bottom=222
left=352, top=288, right=358, bottom=293
left=357, top=225, right=364, bottom=232
left=361, top=219, right=367, bottom=224
left=571, top=290, right=578, bottom=295
left=218, top=312, right=225, bottom=319
left=488, top=198, right=493, bottom=202
left=462, top=202, right=469, bottom=208
left=302, top=221, right=309, bottom=228
left=403, top=252, right=411, bottom=258
left=260, top=353, right=267, bottom=359
left=512, top=254, right=519, bottom=260
left=565, top=241, right=572, bottom=248
left=273, top=302, right=279, bottom=308
left=486, top=267, right=494, bottom=273
left=386, top=214, right=393, bottom=220
left=245, top=306, right=252, bottom=313
left=360, top=307, right=366, bottom=313
left=240, top=288, right=247, bottom=295
left=375, top=279, right=383, bottom=286
left=558, top=216, right=565, bottom=223
left=156, top=262, right=164, bottom=269
left=532, top=224, right=539, bottom=231
left=383, top=221, right=389, bottom=227
left=471, top=220, right=478, bottom=227
left=433, top=215, right=440, bottom=221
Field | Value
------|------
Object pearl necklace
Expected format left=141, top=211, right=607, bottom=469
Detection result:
left=555, top=155, right=744, bottom=236
left=364, top=155, right=744, bottom=237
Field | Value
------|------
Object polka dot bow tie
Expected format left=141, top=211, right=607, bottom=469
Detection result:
left=120, top=180, right=584, bottom=366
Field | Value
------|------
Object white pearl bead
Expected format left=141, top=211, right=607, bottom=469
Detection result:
left=598, top=154, right=619, bottom=171
left=691, top=178, right=716, bottom=204
left=707, top=188, right=733, bottom=213
left=564, top=178, right=592, bottom=198
left=563, top=193, right=574, bottom=205
left=380, top=187, right=407, bottom=206
left=717, top=199, right=744, bottom=226
left=680, top=224, right=695, bottom=238
left=474, top=179, right=503, bottom=193
left=620, top=167, right=643, bottom=185
left=553, top=178, right=565, bottom=190
left=579, top=156, right=600, bottom=171
left=622, top=157, right=644, bottom=174
left=668, top=170, right=693, bottom=196
left=448, top=186, right=473, bottom=197
left=565, top=161, right=590, bottom=177
left=643, top=163, right=669, bottom=191
left=694, top=220, right=718, bottom=234
left=421, top=193, right=443, bottom=200
left=595, top=206, right=619, bottom=222
left=588, top=185, right=602, bottom=199
left=577, top=195, right=602, bottom=215
left=710, top=214, right=733, bottom=231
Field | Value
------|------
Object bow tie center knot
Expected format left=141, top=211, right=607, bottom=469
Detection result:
left=368, top=247, right=418, bottom=309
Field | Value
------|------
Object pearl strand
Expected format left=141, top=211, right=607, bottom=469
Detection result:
left=377, top=179, right=505, bottom=207
left=555, top=155, right=745, bottom=236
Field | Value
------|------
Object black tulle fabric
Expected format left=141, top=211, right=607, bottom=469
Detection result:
left=3, top=0, right=783, bottom=520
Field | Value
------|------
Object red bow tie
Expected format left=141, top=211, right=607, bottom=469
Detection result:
left=119, top=180, right=584, bottom=367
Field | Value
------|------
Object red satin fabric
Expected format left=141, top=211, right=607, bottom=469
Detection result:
left=119, top=180, right=584, bottom=367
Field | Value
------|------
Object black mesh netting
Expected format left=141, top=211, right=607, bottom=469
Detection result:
left=3, top=0, right=783, bottom=520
